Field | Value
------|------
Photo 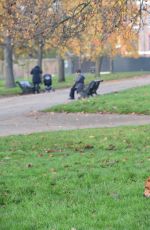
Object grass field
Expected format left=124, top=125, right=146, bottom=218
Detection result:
left=0, top=71, right=149, bottom=96
left=0, top=80, right=20, bottom=96
left=46, top=85, right=150, bottom=115
left=0, top=125, right=150, bottom=229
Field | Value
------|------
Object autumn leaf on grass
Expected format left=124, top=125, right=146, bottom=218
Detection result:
left=106, top=144, right=117, bottom=150
left=45, top=149, right=63, bottom=153
left=100, top=159, right=119, bottom=168
left=49, top=168, right=57, bottom=174
left=74, top=147, right=84, bottom=153
left=63, top=164, right=70, bottom=168
left=38, top=153, right=44, bottom=157
left=45, top=149, right=57, bottom=153
left=26, top=163, right=33, bottom=168
left=84, top=144, right=94, bottom=149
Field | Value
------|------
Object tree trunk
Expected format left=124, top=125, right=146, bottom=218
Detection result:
left=109, top=57, right=114, bottom=73
left=4, top=36, right=15, bottom=88
left=66, top=56, right=73, bottom=74
left=78, top=55, right=82, bottom=70
left=58, top=54, right=65, bottom=82
left=37, top=43, right=43, bottom=70
left=95, top=56, right=103, bottom=78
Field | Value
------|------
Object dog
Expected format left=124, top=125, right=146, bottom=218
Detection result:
left=144, top=177, right=150, bottom=198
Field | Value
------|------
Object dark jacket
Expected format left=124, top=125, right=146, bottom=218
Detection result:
left=75, top=74, right=85, bottom=93
left=30, top=66, right=42, bottom=84
left=75, top=74, right=85, bottom=84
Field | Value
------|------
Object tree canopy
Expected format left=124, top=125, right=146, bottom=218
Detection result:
left=1, top=0, right=149, bottom=44
left=0, top=0, right=150, bottom=86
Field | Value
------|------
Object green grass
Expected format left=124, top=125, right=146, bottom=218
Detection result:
left=0, top=125, right=150, bottom=229
left=47, top=85, right=150, bottom=115
left=0, top=81, right=20, bottom=96
left=0, top=71, right=149, bottom=96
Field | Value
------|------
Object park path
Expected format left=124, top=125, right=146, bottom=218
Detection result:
left=0, top=75, right=150, bottom=136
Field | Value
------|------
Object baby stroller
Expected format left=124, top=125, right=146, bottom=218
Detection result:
left=16, top=80, right=34, bottom=94
left=43, top=74, right=54, bottom=92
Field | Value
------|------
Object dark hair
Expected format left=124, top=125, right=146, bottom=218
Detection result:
left=35, top=65, right=40, bottom=69
left=76, top=69, right=81, bottom=73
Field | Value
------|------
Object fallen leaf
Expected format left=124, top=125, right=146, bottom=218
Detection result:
left=27, top=163, right=33, bottom=168
left=84, top=144, right=94, bottom=149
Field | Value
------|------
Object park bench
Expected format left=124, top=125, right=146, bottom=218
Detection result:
left=16, top=80, right=34, bottom=94
left=78, top=80, right=103, bottom=98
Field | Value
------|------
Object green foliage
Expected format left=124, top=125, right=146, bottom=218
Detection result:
left=48, top=85, right=150, bottom=115
left=0, top=126, right=150, bottom=229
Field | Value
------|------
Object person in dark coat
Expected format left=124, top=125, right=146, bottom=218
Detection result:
left=30, top=65, right=42, bottom=93
left=69, top=69, right=85, bottom=99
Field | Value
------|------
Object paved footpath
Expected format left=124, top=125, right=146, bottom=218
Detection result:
left=0, top=75, right=150, bottom=136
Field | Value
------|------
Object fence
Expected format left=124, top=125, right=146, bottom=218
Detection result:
left=0, top=58, right=58, bottom=80
left=0, top=56, right=150, bottom=80
left=72, top=56, right=150, bottom=73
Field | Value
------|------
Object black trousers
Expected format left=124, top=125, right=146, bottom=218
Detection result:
left=33, top=83, right=40, bottom=93
left=69, top=84, right=76, bottom=99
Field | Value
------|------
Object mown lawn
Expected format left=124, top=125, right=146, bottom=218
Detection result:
left=0, top=80, right=20, bottom=96
left=0, top=71, right=149, bottom=96
left=0, top=125, right=150, bottom=229
left=46, top=85, right=150, bottom=115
